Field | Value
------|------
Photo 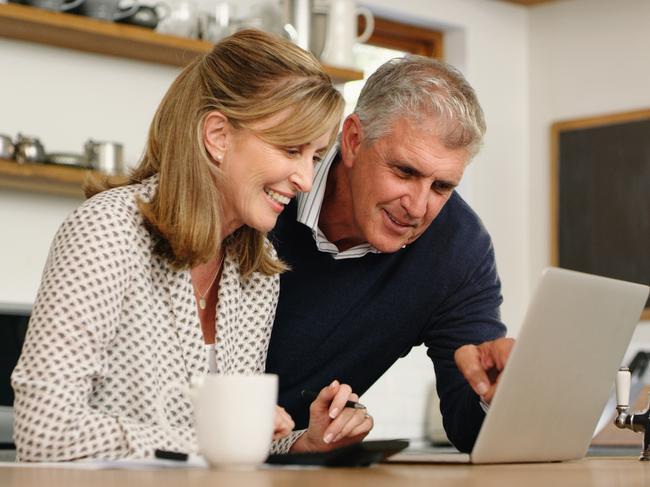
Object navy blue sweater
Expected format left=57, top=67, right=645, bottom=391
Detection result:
left=267, top=191, right=506, bottom=452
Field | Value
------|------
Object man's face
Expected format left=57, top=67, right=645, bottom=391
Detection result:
left=340, top=115, right=469, bottom=253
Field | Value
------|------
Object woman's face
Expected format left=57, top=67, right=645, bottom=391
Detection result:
left=218, top=115, right=331, bottom=236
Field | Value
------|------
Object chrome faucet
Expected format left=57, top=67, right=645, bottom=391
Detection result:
left=614, top=367, right=650, bottom=460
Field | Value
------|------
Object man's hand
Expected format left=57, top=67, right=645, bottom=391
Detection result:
left=273, top=405, right=295, bottom=440
left=290, top=380, right=373, bottom=452
left=454, top=337, right=515, bottom=403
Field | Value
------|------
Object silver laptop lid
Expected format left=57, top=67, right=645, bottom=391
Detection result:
left=472, top=267, right=649, bottom=464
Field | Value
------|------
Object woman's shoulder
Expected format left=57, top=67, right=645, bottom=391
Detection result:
left=80, top=177, right=155, bottom=217
left=59, top=177, right=156, bottom=242
left=84, top=176, right=155, bottom=211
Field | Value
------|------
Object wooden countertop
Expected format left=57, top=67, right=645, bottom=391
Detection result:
left=1, top=457, right=649, bottom=487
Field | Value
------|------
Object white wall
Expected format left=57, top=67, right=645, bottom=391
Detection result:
left=2, top=0, right=644, bottom=444
left=357, top=0, right=531, bottom=439
left=347, top=0, right=650, bottom=439
left=1, top=0, right=532, bottom=325
left=528, top=0, right=650, bottom=340
left=364, top=0, right=530, bottom=333
left=0, top=41, right=179, bottom=304
left=0, top=0, right=531, bottom=441
left=36, top=0, right=650, bottom=445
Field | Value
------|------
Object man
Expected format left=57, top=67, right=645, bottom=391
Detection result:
left=267, top=56, right=513, bottom=453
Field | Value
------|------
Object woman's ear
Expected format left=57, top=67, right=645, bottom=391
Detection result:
left=203, top=111, right=229, bottom=164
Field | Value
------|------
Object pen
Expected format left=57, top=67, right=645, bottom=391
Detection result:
left=300, top=389, right=367, bottom=410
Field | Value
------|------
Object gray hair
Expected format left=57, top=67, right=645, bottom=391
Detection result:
left=353, top=56, right=486, bottom=158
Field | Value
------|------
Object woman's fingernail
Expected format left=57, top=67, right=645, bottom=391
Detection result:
left=330, top=380, right=338, bottom=388
left=476, top=382, right=489, bottom=395
left=323, top=433, right=333, bottom=444
left=329, top=408, right=339, bottom=419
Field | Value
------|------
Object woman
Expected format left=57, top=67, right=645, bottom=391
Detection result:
left=11, top=29, right=370, bottom=461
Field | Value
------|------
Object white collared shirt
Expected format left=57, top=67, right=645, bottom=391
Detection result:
left=295, top=142, right=380, bottom=260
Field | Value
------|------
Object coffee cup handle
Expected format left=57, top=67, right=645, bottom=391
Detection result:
left=113, top=0, right=139, bottom=20
left=60, top=0, right=84, bottom=12
left=156, top=378, right=200, bottom=452
left=356, top=7, right=374, bottom=44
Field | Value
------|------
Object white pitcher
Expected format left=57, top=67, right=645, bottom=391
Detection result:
left=319, top=0, right=374, bottom=69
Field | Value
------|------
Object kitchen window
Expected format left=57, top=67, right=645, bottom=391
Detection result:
left=343, top=17, right=443, bottom=115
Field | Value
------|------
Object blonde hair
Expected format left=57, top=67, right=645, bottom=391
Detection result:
left=87, top=29, right=344, bottom=277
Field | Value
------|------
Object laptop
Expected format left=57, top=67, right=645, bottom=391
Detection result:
left=388, top=267, right=649, bottom=464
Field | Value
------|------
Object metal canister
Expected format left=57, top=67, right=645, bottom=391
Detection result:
left=85, top=139, right=125, bottom=175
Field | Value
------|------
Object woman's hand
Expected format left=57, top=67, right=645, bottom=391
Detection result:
left=273, top=405, right=295, bottom=439
left=290, top=380, right=373, bottom=452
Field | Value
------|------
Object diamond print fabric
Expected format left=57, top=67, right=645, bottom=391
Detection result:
left=11, top=176, right=289, bottom=461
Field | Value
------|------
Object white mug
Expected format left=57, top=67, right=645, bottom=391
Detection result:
left=158, top=374, right=278, bottom=469
left=320, top=0, right=374, bottom=69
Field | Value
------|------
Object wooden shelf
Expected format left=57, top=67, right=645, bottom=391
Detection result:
left=0, top=3, right=363, bottom=83
left=0, top=158, right=95, bottom=198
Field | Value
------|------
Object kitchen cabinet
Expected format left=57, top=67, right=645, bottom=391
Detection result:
left=0, top=4, right=364, bottom=84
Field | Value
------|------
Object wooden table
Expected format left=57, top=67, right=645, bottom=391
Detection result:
left=2, top=457, right=650, bottom=487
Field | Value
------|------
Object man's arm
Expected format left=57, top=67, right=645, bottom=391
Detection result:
left=422, top=240, right=506, bottom=452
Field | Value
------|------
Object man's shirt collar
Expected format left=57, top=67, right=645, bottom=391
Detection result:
left=295, top=142, right=380, bottom=260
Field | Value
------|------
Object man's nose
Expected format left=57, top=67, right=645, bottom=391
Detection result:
left=401, top=182, right=429, bottom=219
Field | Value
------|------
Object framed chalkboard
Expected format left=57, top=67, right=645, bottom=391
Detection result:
left=551, top=108, right=650, bottom=320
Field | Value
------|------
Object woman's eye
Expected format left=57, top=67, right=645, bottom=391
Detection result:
left=313, top=155, right=323, bottom=165
left=284, top=147, right=300, bottom=157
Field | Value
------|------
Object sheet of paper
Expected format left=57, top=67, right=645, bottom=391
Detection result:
left=0, top=456, right=209, bottom=470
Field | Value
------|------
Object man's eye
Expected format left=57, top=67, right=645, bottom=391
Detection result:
left=432, top=181, right=455, bottom=194
left=397, top=166, right=415, bottom=177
